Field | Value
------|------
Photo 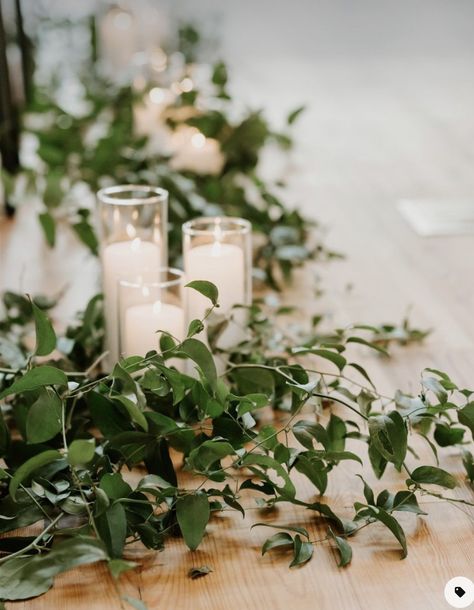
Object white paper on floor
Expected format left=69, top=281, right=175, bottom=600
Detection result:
left=397, top=199, right=474, bottom=236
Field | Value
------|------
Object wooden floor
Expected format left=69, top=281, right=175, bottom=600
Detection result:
left=2, top=53, right=474, bottom=609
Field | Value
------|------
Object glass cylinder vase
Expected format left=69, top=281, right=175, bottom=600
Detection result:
left=182, top=216, right=252, bottom=341
left=97, top=184, right=168, bottom=366
left=118, top=268, right=184, bottom=361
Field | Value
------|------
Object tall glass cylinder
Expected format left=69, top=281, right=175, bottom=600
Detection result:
left=97, top=185, right=168, bottom=365
left=118, top=268, right=184, bottom=359
left=182, top=216, right=252, bottom=330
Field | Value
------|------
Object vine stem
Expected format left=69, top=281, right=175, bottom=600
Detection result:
left=0, top=513, right=63, bottom=564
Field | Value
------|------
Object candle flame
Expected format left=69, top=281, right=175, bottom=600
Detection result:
left=211, top=222, right=223, bottom=256
left=152, top=301, right=162, bottom=314
left=142, top=285, right=150, bottom=298
left=126, top=223, right=137, bottom=239
left=191, top=132, right=206, bottom=149
left=149, top=87, right=165, bottom=104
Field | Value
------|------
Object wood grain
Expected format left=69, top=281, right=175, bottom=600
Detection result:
left=2, top=55, right=474, bottom=609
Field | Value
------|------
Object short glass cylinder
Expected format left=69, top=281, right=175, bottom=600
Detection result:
left=182, top=216, right=252, bottom=325
left=118, top=268, right=184, bottom=359
left=97, top=185, right=168, bottom=365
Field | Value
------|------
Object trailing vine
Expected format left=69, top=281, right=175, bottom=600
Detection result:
left=0, top=285, right=472, bottom=607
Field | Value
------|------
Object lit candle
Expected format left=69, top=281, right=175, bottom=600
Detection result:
left=99, top=7, right=137, bottom=76
left=170, top=127, right=224, bottom=176
left=133, top=87, right=174, bottom=151
left=103, top=235, right=161, bottom=364
left=123, top=300, right=184, bottom=357
left=185, top=236, right=245, bottom=323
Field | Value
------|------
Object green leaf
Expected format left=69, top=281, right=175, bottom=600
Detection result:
left=114, top=396, right=148, bottom=431
left=72, top=219, right=99, bottom=256
left=434, top=423, right=465, bottom=447
left=291, top=348, right=346, bottom=372
left=0, top=365, right=67, bottom=399
left=0, top=537, right=107, bottom=600
left=38, top=212, right=56, bottom=248
left=187, top=440, right=235, bottom=475
left=261, top=532, right=293, bottom=555
left=68, top=439, right=95, bottom=466
left=30, top=297, right=57, bottom=356
left=392, top=491, right=427, bottom=515
left=326, top=414, right=346, bottom=452
left=368, top=411, right=407, bottom=470
left=357, top=475, right=375, bottom=506
left=366, top=506, right=407, bottom=558
left=368, top=441, right=387, bottom=479
left=290, top=534, right=313, bottom=567
left=176, top=492, right=210, bottom=550
left=462, top=450, right=474, bottom=482
left=287, top=105, right=306, bottom=125
left=294, top=455, right=328, bottom=494
left=26, top=388, right=62, bottom=443
left=458, top=402, right=474, bottom=439
left=9, top=449, right=62, bottom=500
left=181, top=338, right=217, bottom=389
left=211, top=61, right=228, bottom=87
left=96, top=502, right=127, bottom=558
left=410, top=466, right=457, bottom=489
left=187, top=319, right=205, bottom=338
left=43, top=171, right=63, bottom=208
left=328, top=527, right=352, bottom=567
left=252, top=522, right=309, bottom=538
left=100, top=473, right=132, bottom=500
left=241, top=454, right=296, bottom=499
left=346, top=336, right=389, bottom=356
left=185, top=281, right=219, bottom=306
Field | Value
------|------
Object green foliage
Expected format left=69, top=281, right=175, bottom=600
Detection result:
left=176, top=493, right=210, bottom=550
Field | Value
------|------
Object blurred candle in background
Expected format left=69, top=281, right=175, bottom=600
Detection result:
left=170, top=126, right=224, bottom=176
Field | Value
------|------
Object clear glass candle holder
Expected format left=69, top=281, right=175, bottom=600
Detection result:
left=182, top=216, right=252, bottom=330
left=97, top=185, right=168, bottom=365
left=118, top=268, right=184, bottom=360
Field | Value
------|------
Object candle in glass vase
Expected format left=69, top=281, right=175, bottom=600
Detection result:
left=183, top=218, right=252, bottom=336
left=103, top=236, right=161, bottom=363
left=185, top=240, right=245, bottom=322
left=98, top=185, right=168, bottom=367
left=123, top=300, right=184, bottom=357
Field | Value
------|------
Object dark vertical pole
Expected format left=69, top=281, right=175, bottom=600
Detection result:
left=0, top=0, right=20, bottom=215
left=15, top=0, right=33, bottom=105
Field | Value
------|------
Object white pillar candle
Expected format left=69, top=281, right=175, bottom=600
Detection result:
left=123, top=301, right=184, bottom=357
left=185, top=241, right=245, bottom=323
left=103, top=238, right=160, bottom=364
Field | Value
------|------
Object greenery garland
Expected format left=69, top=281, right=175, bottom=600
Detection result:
left=0, top=285, right=472, bottom=607
left=0, top=13, right=473, bottom=610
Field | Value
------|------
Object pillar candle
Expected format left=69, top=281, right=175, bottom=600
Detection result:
left=103, top=238, right=160, bottom=364
left=123, top=301, right=184, bottom=357
left=185, top=241, right=245, bottom=322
